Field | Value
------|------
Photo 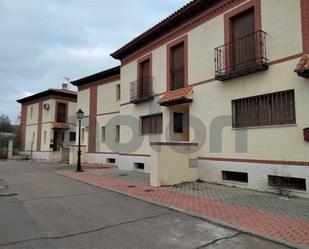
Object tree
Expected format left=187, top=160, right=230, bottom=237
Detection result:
left=0, top=115, right=14, bottom=133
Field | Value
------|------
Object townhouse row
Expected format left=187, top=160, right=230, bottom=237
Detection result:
left=19, top=0, right=309, bottom=198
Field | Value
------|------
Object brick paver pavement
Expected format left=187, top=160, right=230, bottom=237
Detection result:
left=56, top=170, right=309, bottom=248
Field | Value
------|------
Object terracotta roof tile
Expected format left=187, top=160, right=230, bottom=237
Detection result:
left=294, top=54, right=309, bottom=73
left=50, top=88, right=77, bottom=95
left=52, top=123, right=70, bottom=129
left=160, top=86, right=193, bottom=106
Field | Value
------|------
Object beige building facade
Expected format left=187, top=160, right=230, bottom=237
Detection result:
left=17, top=85, right=77, bottom=161
left=21, top=0, right=309, bottom=198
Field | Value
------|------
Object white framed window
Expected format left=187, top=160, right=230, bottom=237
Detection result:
left=116, top=84, right=121, bottom=101
left=115, top=125, right=120, bottom=143
left=30, top=107, right=33, bottom=119
left=43, top=131, right=47, bottom=144
left=101, top=126, right=106, bottom=143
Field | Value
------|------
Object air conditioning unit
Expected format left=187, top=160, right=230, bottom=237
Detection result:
left=43, top=103, right=50, bottom=110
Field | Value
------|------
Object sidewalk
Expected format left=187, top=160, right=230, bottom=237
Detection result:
left=56, top=167, right=309, bottom=248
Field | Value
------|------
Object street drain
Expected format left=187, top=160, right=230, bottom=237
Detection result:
left=0, top=193, right=18, bottom=197
left=127, top=185, right=136, bottom=188
left=144, top=189, right=154, bottom=192
left=118, top=174, right=128, bottom=177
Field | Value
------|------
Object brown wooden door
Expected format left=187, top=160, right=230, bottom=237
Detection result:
left=171, top=43, right=184, bottom=90
left=139, top=59, right=150, bottom=97
left=231, top=9, right=255, bottom=68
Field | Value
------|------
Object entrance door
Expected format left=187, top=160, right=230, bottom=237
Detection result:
left=231, top=8, right=255, bottom=68
left=53, top=130, right=64, bottom=151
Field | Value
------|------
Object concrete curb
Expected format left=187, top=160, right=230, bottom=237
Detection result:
left=54, top=170, right=304, bottom=249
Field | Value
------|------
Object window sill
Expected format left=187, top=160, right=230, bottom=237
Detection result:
left=221, top=180, right=248, bottom=186
left=231, top=123, right=298, bottom=130
left=267, top=186, right=307, bottom=193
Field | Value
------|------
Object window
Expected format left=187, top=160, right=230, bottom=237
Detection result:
left=170, top=42, right=185, bottom=90
left=56, top=103, right=67, bottom=123
left=69, top=132, right=76, bottom=142
left=173, top=112, right=183, bottom=133
left=139, top=59, right=151, bottom=97
left=134, top=162, right=145, bottom=170
left=222, top=171, right=248, bottom=183
left=30, top=107, right=33, bottom=119
left=107, top=158, right=115, bottom=164
left=44, top=131, right=47, bottom=144
left=101, top=127, right=105, bottom=143
left=268, top=175, right=306, bottom=191
left=115, top=125, right=120, bottom=143
left=232, top=90, right=296, bottom=128
left=116, top=84, right=121, bottom=101
left=141, top=114, right=162, bottom=134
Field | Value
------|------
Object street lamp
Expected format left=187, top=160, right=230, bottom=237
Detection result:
left=76, top=108, right=84, bottom=172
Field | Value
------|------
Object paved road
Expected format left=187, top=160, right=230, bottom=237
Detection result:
left=0, top=160, right=290, bottom=249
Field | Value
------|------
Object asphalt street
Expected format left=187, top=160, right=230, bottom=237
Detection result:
left=0, top=160, right=290, bottom=249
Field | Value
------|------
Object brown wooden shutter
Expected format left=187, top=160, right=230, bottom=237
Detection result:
left=171, top=43, right=185, bottom=90
left=139, top=59, right=150, bottom=96
left=232, top=90, right=295, bottom=128
left=56, top=103, right=66, bottom=123
left=231, top=8, right=255, bottom=68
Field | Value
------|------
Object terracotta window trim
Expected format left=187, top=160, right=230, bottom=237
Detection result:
left=166, top=35, right=188, bottom=91
left=301, top=0, right=309, bottom=53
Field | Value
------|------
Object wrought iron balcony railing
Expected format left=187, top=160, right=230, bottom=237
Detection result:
left=130, top=76, right=154, bottom=104
left=215, top=30, right=268, bottom=81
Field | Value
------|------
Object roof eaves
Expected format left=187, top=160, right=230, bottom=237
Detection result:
left=70, top=66, right=120, bottom=87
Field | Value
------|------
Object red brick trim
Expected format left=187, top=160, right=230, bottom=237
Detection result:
left=88, top=85, right=97, bottom=153
left=190, top=78, right=216, bottom=87
left=97, top=111, right=120, bottom=117
left=78, top=75, right=120, bottom=91
left=268, top=53, right=303, bottom=66
left=36, top=102, right=43, bottom=151
left=166, top=35, right=188, bottom=91
left=119, top=153, right=151, bottom=157
left=19, top=104, right=28, bottom=151
left=198, top=157, right=309, bottom=167
left=301, top=0, right=309, bottom=53
left=119, top=52, right=301, bottom=107
left=121, top=0, right=248, bottom=66
left=151, top=142, right=198, bottom=146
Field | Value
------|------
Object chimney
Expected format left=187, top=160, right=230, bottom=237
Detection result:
left=62, top=83, right=68, bottom=90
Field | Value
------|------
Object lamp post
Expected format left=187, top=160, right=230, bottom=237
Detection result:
left=76, top=108, right=84, bottom=172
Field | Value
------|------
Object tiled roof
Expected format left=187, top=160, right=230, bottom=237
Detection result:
left=70, top=66, right=120, bottom=87
left=294, top=54, right=309, bottom=77
left=159, top=86, right=193, bottom=106
left=17, top=88, right=77, bottom=104
left=111, top=0, right=221, bottom=60
left=52, top=123, right=70, bottom=129
left=50, top=88, right=77, bottom=95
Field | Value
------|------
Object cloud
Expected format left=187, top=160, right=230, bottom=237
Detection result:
left=0, top=0, right=189, bottom=123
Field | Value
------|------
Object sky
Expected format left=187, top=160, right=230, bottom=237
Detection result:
left=0, top=0, right=189, bottom=124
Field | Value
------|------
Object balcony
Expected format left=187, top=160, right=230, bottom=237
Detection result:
left=130, top=76, right=154, bottom=104
left=215, top=30, right=268, bottom=81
